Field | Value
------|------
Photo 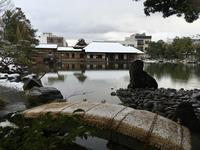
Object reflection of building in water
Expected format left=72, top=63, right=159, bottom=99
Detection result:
left=48, top=74, right=65, bottom=83
left=73, top=73, right=87, bottom=82
left=34, top=41, right=143, bottom=64
left=59, top=62, right=129, bottom=71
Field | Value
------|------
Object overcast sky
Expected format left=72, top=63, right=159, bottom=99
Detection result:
left=13, top=0, right=200, bottom=42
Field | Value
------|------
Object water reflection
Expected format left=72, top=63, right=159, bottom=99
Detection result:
left=39, top=62, right=200, bottom=104
left=145, top=63, right=200, bottom=83
left=41, top=70, right=128, bottom=103
left=48, top=74, right=65, bottom=84
left=74, top=73, right=87, bottom=82
left=32, top=62, right=129, bottom=73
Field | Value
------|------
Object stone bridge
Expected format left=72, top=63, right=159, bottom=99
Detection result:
left=23, top=101, right=191, bottom=150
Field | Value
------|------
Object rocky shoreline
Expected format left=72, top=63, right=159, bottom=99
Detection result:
left=116, top=88, right=200, bottom=121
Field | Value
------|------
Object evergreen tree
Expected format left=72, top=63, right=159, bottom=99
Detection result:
left=2, top=7, right=38, bottom=45
left=0, top=8, right=38, bottom=72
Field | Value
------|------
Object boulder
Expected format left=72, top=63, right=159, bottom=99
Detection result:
left=175, top=102, right=200, bottom=132
left=191, top=93, right=200, bottom=101
left=128, top=60, right=158, bottom=89
left=23, top=78, right=42, bottom=91
left=25, top=87, right=63, bottom=106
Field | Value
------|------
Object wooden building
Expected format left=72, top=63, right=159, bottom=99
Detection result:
left=84, top=41, right=143, bottom=62
left=34, top=44, right=57, bottom=63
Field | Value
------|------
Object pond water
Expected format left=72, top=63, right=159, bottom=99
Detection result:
left=41, top=63, right=200, bottom=104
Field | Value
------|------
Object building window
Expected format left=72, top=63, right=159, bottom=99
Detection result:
left=124, top=54, right=127, bottom=60
left=65, top=53, right=69, bottom=58
left=49, top=38, right=54, bottom=43
left=109, top=55, right=114, bottom=60
left=137, top=40, right=144, bottom=45
left=58, top=39, right=62, bottom=43
left=72, top=53, right=75, bottom=58
left=80, top=54, right=84, bottom=58
left=90, top=55, right=93, bottom=59
left=145, top=40, right=150, bottom=44
left=119, top=54, right=123, bottom=60
left=72, top=64, right=75, bottom=69
left=115, top=54, right=118, bottom=59
left=97, top=55, right=102, bottom=59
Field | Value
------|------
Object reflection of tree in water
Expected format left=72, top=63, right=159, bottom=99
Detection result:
left=73, top=73, right=87, bottom=83
left=144, top=63, right=195, bottom=83
left=48, top=74, right=65, bottom=84
left=193, top=64, right=200, bottom=80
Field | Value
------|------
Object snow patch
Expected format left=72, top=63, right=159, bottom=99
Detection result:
left=0, top=73, right=23, bottom=91
left=0, top=120, right=18, bottom=128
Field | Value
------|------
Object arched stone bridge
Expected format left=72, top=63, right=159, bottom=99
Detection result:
left=23, top=101, right=191, bottom=150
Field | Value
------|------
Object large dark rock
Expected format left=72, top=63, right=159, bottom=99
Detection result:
left=128, top=60, right=158, bottom=89
left=191, top=93, right=200, bottom=101
left=175, top=102, right=200, bottom=132
left=23, top=78, right=43, bottom=91
left=25, top=87, right=64, bottom=106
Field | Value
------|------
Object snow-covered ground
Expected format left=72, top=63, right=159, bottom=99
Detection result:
left=0, top=73, right=23, bottom=91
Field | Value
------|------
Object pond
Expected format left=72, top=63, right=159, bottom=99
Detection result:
left=41, top=62, right=200, bottom=104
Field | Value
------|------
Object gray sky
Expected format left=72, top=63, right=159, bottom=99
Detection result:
left=13, top=0, right=200, bottom=41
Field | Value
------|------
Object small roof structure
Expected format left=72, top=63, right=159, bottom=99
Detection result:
left=74, top=39, right=88, bottom=49
left=84, top=41, right=144, bottom=54
left=57, top=47, right=82, bottom=52
left=35, top=44, right=57, bottom=49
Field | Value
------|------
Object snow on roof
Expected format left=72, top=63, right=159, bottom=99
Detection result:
left=35, top=44, right=57, bottom=49
left=57, top=47, right=82, bottom=52
left=84, top=42, right=144, bottom=54
left=66, top=39, right=78, bottom=47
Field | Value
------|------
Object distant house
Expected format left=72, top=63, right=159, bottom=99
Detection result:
left=123, top=33, right=152, bottom=52
left=37, top=33, right=67, bottom=47
left=84, top=41, right=143, bottom=62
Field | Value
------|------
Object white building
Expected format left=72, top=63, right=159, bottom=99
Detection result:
left=122, top=33, right=152, bottom=52
left=37, top=33, right=67, bottom=47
